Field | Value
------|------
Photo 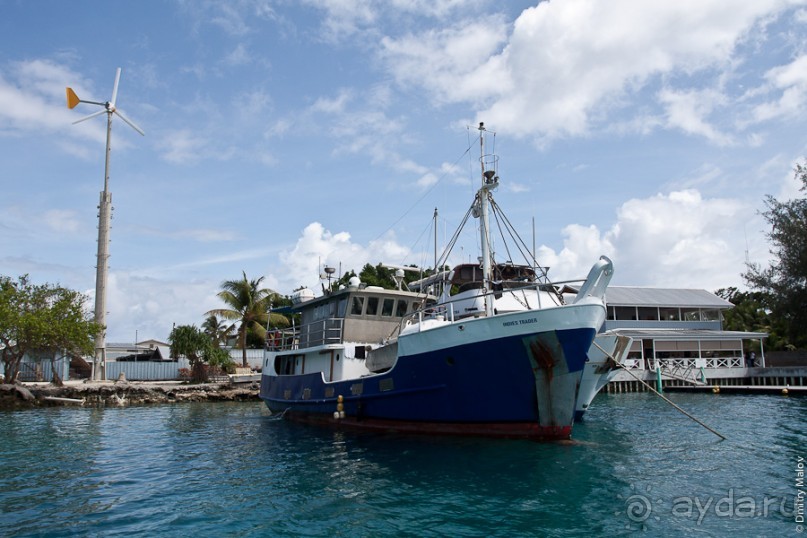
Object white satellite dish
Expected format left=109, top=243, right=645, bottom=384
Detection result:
left=66, top=68, right=144, bottom=381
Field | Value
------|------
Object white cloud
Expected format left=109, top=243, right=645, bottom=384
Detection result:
left=304, top=0, right=377, bottom=42
left=0, top=60, right=93, bottom=140
left=305, top=0, right=481, bottom=43
left=239, top=88, right=271, bottom=114
left=104, top=271, right=222, bottom=341
left=43, top=209, right=81, bottom=234
left=297, top=87, right=429, bottom=178
left=751, top=54, right=807, bottom=122
left=507, top=182, right=530, bottom=193
left=379, top=18, right=510, bottom=106
left=275, top=222, right=411, bottom=290
left=414, top=162, right=466, bottom=190
left=379, top=0, right=796, bottom=142
left=536, top=189, right=752, bottom=291
left=269, top=186, right=757, bottom=298
left=387, top=0, right=479, bottom=18
left=310, top=89, right=352, bottom=114
left=160, top=129, right=209, bottom=164
left=658, top=88, right=732, bottom=145
left=416, top=172, right=439, bottom=189
left=265, top=117, right=293, bottom=137
left=224, top=43, right=251, bottom=66
left=109, top=185, right=766, bottom=341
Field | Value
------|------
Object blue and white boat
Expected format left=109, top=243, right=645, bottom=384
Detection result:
left=260, top=124, right=613, bottom=439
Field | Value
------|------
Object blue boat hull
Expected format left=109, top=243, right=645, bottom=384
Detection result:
left=260, top=326, right=594, bottom=439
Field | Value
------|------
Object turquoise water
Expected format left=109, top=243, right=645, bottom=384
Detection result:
left=0, top=393, right=804, bottom=537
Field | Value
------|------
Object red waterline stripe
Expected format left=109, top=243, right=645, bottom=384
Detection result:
left=281, top=411, right=572, bottom=440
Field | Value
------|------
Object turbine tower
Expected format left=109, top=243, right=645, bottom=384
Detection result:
left=66, top=68, right=144, bottom=381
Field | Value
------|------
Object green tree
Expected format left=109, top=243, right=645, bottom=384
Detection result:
left=743, top=162, right=807, bottom=349
left=715, top=287, right=786, bottom=351
left=202, top=314, right=233, bottom=347
left=206, top=272, right=288, bottom=367
left=206, top=345, right=235, bottom=374
left=0, top=275, right=99, bottom=385
left=332, top=263, right=427, bottom=291
left=359, top=263, right=396, bottom=288
left=169, top=324, right=211, bottom=382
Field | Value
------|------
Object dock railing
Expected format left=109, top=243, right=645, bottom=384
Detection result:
left=650, top=356, right=744, bottom=371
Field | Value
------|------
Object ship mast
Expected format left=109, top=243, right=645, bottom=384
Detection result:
left=477, top=122, right=498, bottom=316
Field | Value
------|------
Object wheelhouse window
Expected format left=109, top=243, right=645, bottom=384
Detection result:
left=351, top=296, right=365, bottom=315
left=396, top=300, right=408, bottom=317
left=313, top=301, right=336, bottom=321
left=381, top=298, right=395, bottom=317
left=366, top=297, right=379, bottom=316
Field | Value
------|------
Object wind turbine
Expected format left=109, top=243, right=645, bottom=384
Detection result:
left=66, top=68, right=144, bottom=381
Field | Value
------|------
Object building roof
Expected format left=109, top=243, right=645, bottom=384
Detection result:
left=605, top=287, right=733, bottom=309
left=612, top=328, right=767, bottom=340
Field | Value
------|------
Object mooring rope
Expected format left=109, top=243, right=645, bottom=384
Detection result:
left=592, top=340, right=726, bottom=441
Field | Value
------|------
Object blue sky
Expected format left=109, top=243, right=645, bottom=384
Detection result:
left=2, top=0, right=806, bottom=343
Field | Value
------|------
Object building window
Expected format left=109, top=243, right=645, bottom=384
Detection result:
left=637, top=307, right=659, bottom=321
left=659, top=307, right=680, bottom=321
left=614, top=306, right=637, bottom=320
left=702, top=309, right=720, bottom=321
left=682, top=308, right=700, bottom=321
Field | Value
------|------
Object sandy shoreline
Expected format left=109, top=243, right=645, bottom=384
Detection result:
left=0, top=379, right=261, bottom=409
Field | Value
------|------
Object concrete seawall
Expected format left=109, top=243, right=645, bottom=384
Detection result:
left=0, top=380, right=261, bottom=409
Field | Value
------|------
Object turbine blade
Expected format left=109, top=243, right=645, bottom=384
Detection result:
left=66, top=87, right=81, bottom=109
left=111, top=67, right=121, bottom=105
left=72, top=109, right=107, bottom=124
left=114, top=109, right=145, bottom=136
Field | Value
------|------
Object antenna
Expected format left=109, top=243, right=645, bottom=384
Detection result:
left=744, top=225, right=750, bottom=265
left=67, top=68, right=145, bottom=381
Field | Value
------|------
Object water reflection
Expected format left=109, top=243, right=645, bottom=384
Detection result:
left=0, top=395, right=803, bottom=537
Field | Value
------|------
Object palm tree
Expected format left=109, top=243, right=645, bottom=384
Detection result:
left=202, top=313, right=234, bottom=347
left=206, top=272, right=277, bottom=367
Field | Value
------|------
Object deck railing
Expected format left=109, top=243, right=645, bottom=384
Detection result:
left=266, top=318, right=344, bottom=351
